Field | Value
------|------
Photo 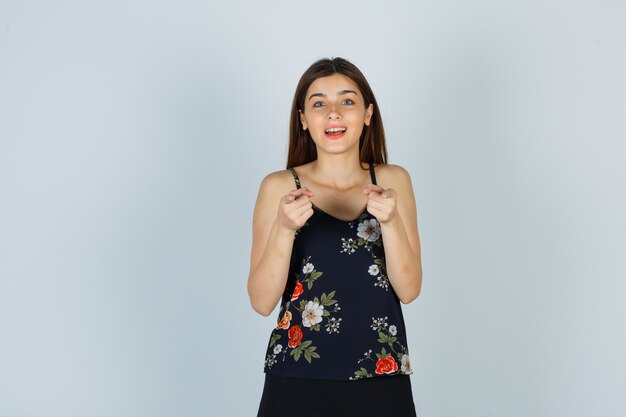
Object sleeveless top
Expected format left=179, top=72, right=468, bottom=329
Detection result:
left=262, top=162, right=413, bottom=381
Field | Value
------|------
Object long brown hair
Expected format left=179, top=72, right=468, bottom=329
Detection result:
left=286, top=57, right=388, bottom=169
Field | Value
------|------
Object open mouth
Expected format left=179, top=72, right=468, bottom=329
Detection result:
left=324, top=127, right=347, bottom=139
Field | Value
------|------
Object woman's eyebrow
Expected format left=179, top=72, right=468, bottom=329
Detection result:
left=308, top=89, right=358, bottom=101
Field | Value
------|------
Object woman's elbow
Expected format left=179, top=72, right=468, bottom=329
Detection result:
left=248, top=287, right=275, bottom=317
left=248, top=290, right=272, bottom=317
left=400, top=290, right=420, bottom=305
left=251, top=302, right=272, bottom=317
left=400, top=280, right=422, bottom=304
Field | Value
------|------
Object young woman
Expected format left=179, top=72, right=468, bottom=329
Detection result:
left=248, top=57, right=422, bottom=417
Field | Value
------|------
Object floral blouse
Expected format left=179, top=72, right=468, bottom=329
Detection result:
left=262, top=162, right=413, bottom=381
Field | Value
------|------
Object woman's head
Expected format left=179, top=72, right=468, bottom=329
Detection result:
left=286, top=57, right=388, bottom=168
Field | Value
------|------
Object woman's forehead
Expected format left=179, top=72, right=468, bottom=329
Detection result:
left=307, top=73, right=361, bottom=96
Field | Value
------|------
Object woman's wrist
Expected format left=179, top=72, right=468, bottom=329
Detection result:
left=274, top=218, right=297, bottom=238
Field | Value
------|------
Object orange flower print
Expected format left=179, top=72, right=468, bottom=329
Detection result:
left=276, top=310, right=292, bottom=330
left=375, top=355, right=398, bottom=375
left=288, top=324, right=303, bottom=348
left=264, top=256, right=339, bottom=369
left=291, top=279, right=304, bottom=300
left=350, top=317, right=411, bottom=380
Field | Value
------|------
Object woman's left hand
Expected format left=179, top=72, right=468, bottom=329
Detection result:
left=363, top=184, right=398, bottom=224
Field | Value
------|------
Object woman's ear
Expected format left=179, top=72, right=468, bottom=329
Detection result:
left=299, top=109, right=308, bottom=130
left=364, top=103, right=374, bottom=126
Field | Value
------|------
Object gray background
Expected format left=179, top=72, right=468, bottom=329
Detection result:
left=1, top=1, right=625, bottom=416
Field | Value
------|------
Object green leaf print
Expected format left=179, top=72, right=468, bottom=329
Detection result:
left=271, top=255, right=342, bottom=367
left=349, top=317, right=412, bottom=379
left=320, top=291, right=337, bottom=306
left=351, top=367, right=373, bottom=379
left=269, top=334, right=281, bottom=347
left=289, top=340, right=318, bottom=363
left=303, top=346, right=320, bottom=363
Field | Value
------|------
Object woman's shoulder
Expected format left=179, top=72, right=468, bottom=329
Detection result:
left=373, top=163, right=412, bottom=185
left=374, top=163, right=417, bottom=218
left=263, top=164, right=310, bottom=182
left=261, top=167, right=294, bottom=182
left=257, top=166, right=305, bottom=196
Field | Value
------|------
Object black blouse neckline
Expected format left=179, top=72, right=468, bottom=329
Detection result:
left=311, top=202, right=369, bottom=223
left=289, top=162, right=378, bottom=224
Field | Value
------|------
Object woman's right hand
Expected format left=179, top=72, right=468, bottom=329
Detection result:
left=277, top=187, right=315, bottom=231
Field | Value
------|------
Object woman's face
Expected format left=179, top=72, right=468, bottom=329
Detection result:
left=299, top=73, right=374, bottom=154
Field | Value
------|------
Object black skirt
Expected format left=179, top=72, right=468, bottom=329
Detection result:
left=256, top=373, right=417, bottom=417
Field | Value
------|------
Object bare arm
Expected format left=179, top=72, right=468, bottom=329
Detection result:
left=373, top=165, right=423, bottom=304
left=247, top=173, right=314, bottom=316
left=364, top=165, right=422, bottom=304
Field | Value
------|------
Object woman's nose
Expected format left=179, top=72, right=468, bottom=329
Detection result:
left=327, top=105, right=341, bottom=119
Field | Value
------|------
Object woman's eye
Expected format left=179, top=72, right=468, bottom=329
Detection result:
left=313, top=102, right=325, bottom=107
left=342, top=99, right=354, bottom=105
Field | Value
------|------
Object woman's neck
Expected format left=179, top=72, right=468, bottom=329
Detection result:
left=309, top=157, right=369, bottom=190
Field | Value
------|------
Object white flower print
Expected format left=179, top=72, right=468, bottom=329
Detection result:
left=357, top=218, right=381, bottom=242
left=265, top=354, right=277, bottom=368
left=339, top=219, right=389, bottom=291
left=401, top=353, right=412, bottom=374
left=266, top=256, right=340, bottom=367
left=302, top=301, right=324, bottom=327
left=371, top=316, right=388, bottom=331
left=350, top=318, right=412, bottom=380
left=375, top=275, right=390, bottom=290
left=340, top=238, right=357, bottom=254
left=325, top=317, right=342, bottom=333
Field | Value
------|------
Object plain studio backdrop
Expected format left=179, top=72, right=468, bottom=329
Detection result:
left=1, top=1, right=625, bottom=416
